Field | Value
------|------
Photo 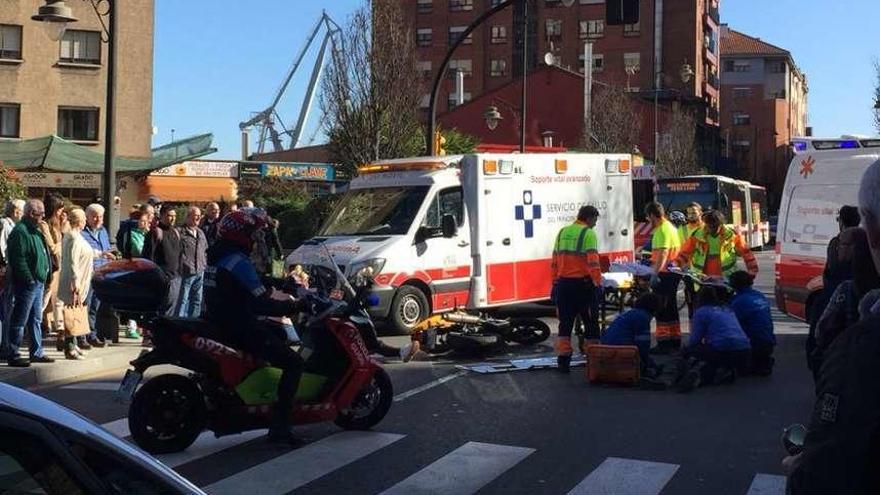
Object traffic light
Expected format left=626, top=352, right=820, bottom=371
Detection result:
left=606, top=0, right=639, bottom=25
left=434, top=131, right=447, bottom=156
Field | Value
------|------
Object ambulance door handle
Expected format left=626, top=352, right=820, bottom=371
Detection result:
left=621, top=229, right=629, bottom=236
left=458, top=240, right=470, bottom=247
left=502, top=238, right=511, bottom=246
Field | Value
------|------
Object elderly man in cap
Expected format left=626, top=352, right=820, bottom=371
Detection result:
left=785, top=158, right=880, bottom=493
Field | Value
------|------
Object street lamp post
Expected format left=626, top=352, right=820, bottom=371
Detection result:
left=32, top=0, right=117, bottom=241
left=426, top=0, right=574, bottom=156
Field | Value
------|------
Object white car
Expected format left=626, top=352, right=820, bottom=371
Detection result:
left=0, top=382, right=204, bottom=494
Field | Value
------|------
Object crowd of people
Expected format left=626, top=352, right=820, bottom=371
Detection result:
left=0, top=195, right=283, bottom=366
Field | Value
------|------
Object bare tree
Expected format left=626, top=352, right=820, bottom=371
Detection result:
left=873, top=60, right=880, bottom=134
left=656, top=105, right=703, bottom=178
left=583, top=85, right=642, bottom=153
left=321, top=1, right=423, bottom=177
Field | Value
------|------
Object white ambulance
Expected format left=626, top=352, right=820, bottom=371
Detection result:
left=775, top=136, right=880, bottom=320
left=288, top=153, right=636, bottom=333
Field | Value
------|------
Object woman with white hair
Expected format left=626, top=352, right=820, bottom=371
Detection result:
left=57, top=208, right=94, bottom=360
left=0, top=199, right=25, bottom=263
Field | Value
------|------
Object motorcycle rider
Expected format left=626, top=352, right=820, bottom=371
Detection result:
left=203, top=208, right=305, bottom=444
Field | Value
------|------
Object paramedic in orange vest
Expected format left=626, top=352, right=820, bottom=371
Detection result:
left=551, top=205, right=602, bottom=373
left=645, top=202, right=683, bottom=354
left=677, top=210, right=759, bottom=280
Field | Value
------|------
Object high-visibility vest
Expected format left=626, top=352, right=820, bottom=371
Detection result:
left=691, top=226, right=738, bottom=276
left=552, top=222, right=601, bottom=283
left=678, top=222, right=702, bottom=243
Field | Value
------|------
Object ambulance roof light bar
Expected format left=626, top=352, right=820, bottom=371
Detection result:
left=357, top=161, right=451, bottom=175
left=791, top=137, right=880, bottom=153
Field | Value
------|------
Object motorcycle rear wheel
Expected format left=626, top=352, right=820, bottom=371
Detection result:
left=129, top=374, right=207, bottom=455
left=508, top=318, right=551, bottom=345
left=335, top=368, right=393, bottom=430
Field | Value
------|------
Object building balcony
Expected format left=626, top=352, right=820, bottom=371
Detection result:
left=707, top=2, right=720, bottom=25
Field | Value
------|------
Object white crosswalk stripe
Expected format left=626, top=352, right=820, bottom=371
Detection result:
left=746, top=474, right=787, bottom=495
left=379, top=441, right=535, bottom=495
left=566, top=457, right=680, bottom=495
left=98, top=417, right=785, bottom=494
left=204, top=431, right=404, bottom=494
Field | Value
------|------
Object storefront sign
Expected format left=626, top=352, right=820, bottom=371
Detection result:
left=238, top=163, right=263, bottom=178
left=151, top=161, right=238, bottom=178
left=18, top=172, right=101, bottom=189
left=261, top=163, right=335, bottom=181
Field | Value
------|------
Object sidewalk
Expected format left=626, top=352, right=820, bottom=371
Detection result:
left=0, top=334, right=145, bottom=389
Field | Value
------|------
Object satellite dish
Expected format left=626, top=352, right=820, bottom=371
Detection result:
left=151, top=126, right=159, bottom=136
left=544, top=52, right=557, bottom=66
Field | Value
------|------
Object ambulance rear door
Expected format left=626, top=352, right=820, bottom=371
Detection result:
left=602, top=158, right=635, bottom=263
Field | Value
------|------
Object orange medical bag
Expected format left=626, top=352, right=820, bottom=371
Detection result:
left=585, top=344, right=641, bottom=385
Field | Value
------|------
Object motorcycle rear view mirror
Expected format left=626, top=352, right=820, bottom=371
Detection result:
left=782, top=423, right=807, bottom=455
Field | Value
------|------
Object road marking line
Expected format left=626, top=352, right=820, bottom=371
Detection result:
left=393, top=370, right=468, bottom=402
left=746, top=474, right=787, bottom=495
left=61, top=382, right=122, bottom=391
left=203, top=431, right=404, bottom=494
left=566, top=457, right=680, bottom=495
left=159, top=430, right=268, bottom=468
left=379, top=441, right=535, bottom=495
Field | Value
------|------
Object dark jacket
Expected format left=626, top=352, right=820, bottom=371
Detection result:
left=204, top=240, right=297, bottom=344
left=144, top=224, right=181, bottom=276
left=6, top=219, right=50, bottom=286
left=789, top=313, right=880, bottom=494
left=199, top=217, right=221, bottom=247
left=600, top=307, right=656, bottom=369
left=177, top=225, right=207, bottom=276
left=116, top=218, right=137, bottom=251
left=688, top=306, right=751, bottom=351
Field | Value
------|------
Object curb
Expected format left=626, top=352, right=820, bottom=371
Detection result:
left=0, top=342, right=144, bottom=389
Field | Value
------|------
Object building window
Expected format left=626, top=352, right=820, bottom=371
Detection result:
left=733, top=88, right=752, bottom=100
left=579, top=53, right=604, bottom=73
left=417, top=61, right=432, bottom=78
left=59, top=30, right=101, bottom=65
left=0, top=104, right=20, bottom=138
left=416, top=28, right=433, bottom=47
left=449, top=0, right=474, bottom=12
left=732, top=113, right=751, bottom=126
left=448, top=59, right=473, bottom=77
left=579, top=20, right=604, bottom=39
left=490, top=59, right=507, bottom=77
left=417, top=0, right=433, bottom=14
left=623, top=22, right=640, bottom=36
left=545, top=19, right=563, bottom=38
left=0, top=25, right=22, bottom=60
left=448, top=92, right=472, bottom=110
left=448, top=26, right=472, bottom=45
left=491, top=26, right=507, bottom=43
left=724, top=60, right=751, bottom=73
left=769, top=61, right=786, bottom=73
left=58, top=107, right=99, bottom=142
left=624, top=52, right=641, bottom=72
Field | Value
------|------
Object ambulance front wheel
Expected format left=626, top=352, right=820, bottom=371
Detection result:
left=390, top=286, right=429, bottom=334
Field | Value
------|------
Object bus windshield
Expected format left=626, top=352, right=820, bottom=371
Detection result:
left=320, top=186, right=430, bottom=236
left=657, top=191, right=717, bottom=214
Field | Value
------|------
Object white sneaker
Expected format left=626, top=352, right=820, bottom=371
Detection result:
left=399, top=341, right=421, bottom=362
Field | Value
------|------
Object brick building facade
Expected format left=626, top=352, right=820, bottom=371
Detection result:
left=719, top=25, right=807, bottom=205
left=402, top=0, right=722, bottom=161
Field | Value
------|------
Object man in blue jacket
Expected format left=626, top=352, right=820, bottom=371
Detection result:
left=600, top=293, right=661, bottom=376
left=729, top=271, right=776, bottom=375
left=81, top=204, right=114, bottom=348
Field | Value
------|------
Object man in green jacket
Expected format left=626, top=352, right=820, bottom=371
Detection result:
left=1, top=199, right=54, bottom=367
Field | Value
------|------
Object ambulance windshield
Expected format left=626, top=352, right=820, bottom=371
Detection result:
left=320, top=186, right=430, bottom=236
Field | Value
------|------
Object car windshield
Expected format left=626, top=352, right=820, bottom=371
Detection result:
left=320, top=186, right=430, bottom=236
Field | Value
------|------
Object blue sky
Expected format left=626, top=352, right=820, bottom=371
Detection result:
left=152, top=0, right=880, bottom=159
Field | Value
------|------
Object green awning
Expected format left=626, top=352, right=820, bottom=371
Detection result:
left=0, top=134, right=217, bottom=174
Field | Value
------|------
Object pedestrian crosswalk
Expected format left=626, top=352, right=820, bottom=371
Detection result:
left=100, top=418, right=787, bottom=495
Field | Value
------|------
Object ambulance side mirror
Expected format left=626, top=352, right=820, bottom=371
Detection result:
left=441, top=214, right=458, bottom=238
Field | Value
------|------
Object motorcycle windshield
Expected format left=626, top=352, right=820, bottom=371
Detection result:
left=285, top=241, right=356, bottom=301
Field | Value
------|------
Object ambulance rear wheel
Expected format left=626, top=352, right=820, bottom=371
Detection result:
left=390, top=286, right=429, bottom=334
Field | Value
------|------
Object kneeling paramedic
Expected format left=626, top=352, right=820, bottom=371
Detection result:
left=729, top=271, right=776, bottom=375
left=551, top=205, right=602, bottom=372
left=600, top=293, right=662, bottom=377
left=204, top=208, right=306, bottom=444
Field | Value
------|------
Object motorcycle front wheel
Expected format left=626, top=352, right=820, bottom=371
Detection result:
left=508, top=318, right=551, bottom=345
left=335, top=368, right=393, bottom=431
left=129, top=374, right=206, bottom=455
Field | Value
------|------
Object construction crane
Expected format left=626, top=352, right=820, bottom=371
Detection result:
left=239, top=12, right=341, bottom=155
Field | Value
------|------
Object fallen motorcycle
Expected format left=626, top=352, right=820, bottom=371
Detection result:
left=413, top=311, right=550, bottom=355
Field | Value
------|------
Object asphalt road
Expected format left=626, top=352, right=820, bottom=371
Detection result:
left=33, top=253, right=813, bottom=494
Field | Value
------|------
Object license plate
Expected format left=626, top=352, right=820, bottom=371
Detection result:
left=116, top=370, right=142, bottom=403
